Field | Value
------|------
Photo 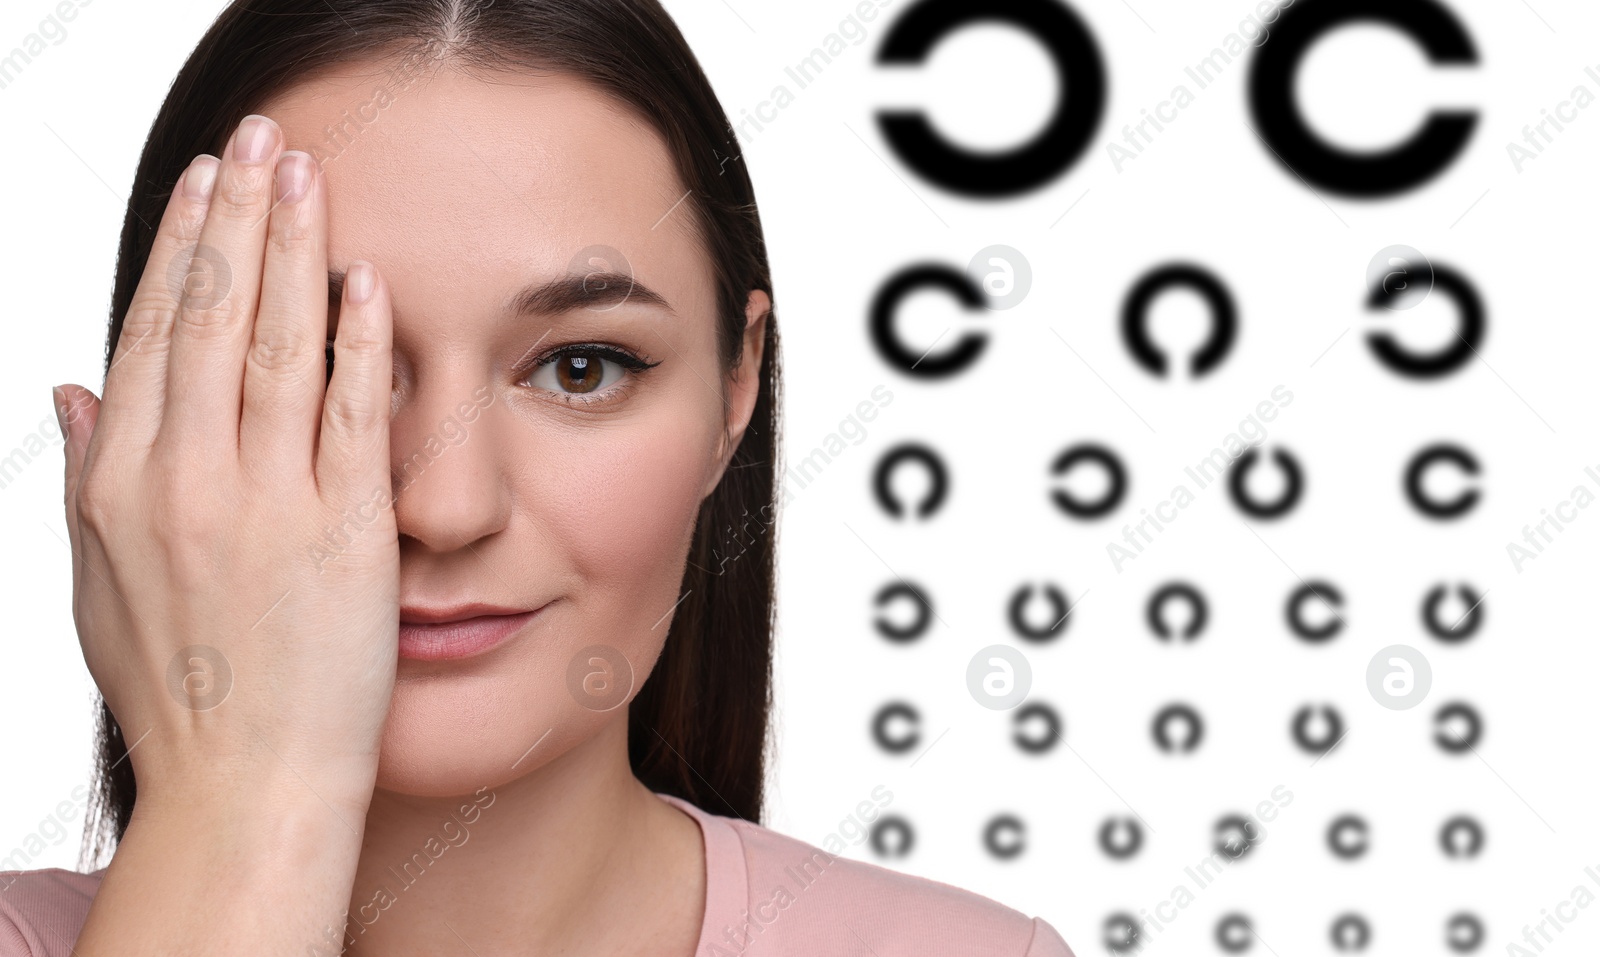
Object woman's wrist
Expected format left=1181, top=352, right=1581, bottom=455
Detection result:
left=128, top=763, right=375, bottom=848
left=74, top=786, right=369, bottom=956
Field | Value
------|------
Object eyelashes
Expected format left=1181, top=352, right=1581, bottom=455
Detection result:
left=321, top=339, right=663, bottom=408
left=517, top=343, right=663, bottom=407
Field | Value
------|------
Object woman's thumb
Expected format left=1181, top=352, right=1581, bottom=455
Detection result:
left=55, top=383, right=100, bottom=507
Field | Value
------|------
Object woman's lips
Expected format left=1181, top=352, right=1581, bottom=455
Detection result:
left=398, top=606, right=547, bottom=662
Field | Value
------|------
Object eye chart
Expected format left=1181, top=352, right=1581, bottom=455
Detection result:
left=707, top=0, right=1600, bottom=953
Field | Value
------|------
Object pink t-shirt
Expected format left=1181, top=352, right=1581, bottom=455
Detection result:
left=0, top=791, right=1075, bottom=956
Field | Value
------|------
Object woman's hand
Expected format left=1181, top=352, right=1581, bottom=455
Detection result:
left=57, top=113, right=398, bottom=818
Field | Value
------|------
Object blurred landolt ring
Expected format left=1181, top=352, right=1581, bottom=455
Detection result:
left=565, top=644, right=633, bottom=712
left=166, top=242, right=234, bottom=312
left=165, top=644, right=234, bottom=711
left=566, top=244, right=636, bottom=312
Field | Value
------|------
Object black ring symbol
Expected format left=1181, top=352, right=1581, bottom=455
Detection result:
left=1405, top=444, right=1480, bottom=519
left=1286, top=581, right=1345, bottom=642
left=983, top=814, right=1026, bottom=860
left=874, top=442, right=949, bottom=519
left=1098, top=817, right=1143, bottom=860
left=1327, top=815, right=1369, bottom=860
left=1331, top=914, right=1371, bottom=952
left=1148, top=582, right=1207, bottom=641
left=1050, top=444, right=1127, bottom=518
left=1104, top=913, right=1141, bottom=954
left=1367, top=264, right=1486, bottom=378
left=1247, top=0, right=1479, bottom=197
left=1216, top=915, right=1254, bottom=954
left=1009, top=583, right=1072, bottom=642
left=874, top=581, right=934, bottom=644
left=1121, top=264, right=1238, bottom=378
left=1013, top=702, right=1062, bottom=755
left=1229, top=447, right=1304, bottom=519
left=1292, top=704, right=1345, bottom=756
left=1422, top=583, right=1484, bottom=643
left=1447, top=913, right=1484, bottom=953
left=1152, top=703, right=1204, bottom=753
left=869, top=264, right=988, bottom=377
left=1434, top=701, right=1482, bottom=753
left=1215, top=815, right=1262, bottom=861
left=875, top=0, right=1106, bottom=197
left=871, top=701, right=921, bottom=754
left=870, top=815, right=916, bottom=859
left=1439, top=815, right=1485, bottom=858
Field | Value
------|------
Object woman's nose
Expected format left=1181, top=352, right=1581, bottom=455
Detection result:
left=389, top=383, right=509, bottom=552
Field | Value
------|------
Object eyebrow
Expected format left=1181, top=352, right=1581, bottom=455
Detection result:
left=325, top=269, right=673, bottom=319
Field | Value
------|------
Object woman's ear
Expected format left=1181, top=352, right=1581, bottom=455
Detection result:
left=704, top=289, right=770, bottom=498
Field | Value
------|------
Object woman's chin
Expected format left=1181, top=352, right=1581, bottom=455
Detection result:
left=372, top=684, right=589, bottom=798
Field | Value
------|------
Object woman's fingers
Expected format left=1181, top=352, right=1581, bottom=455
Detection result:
left=315, top=261, right=394, bottom=504
left=239, top=150, right=329, bottom=476
left=93, top=155, right=220, bottom=454
left=158, top=115, right=284, bottom=457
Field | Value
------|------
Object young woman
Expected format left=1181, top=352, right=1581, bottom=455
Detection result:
left=2, top=2, right=1073, bottom=954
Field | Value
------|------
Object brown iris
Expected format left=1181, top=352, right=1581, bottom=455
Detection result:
left=554, top=353, right=603, bottom=394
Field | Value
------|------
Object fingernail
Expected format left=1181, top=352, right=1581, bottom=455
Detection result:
left=52, top=386, right=67, bottom=438
left=347, top=262, right=375, bottom=305
left=277, top=152, right=312, bottom=204
left=182, top=155, right=220, bottom=201
left=234, top=115, right=278, bottom=164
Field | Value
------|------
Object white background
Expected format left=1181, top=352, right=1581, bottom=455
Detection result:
left=2, top=0, right=1598, bottom=953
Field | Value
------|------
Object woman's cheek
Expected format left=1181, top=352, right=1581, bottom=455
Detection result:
left=544, top=413, right=714, bottom=610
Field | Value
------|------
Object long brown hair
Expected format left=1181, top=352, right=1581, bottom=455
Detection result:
left=80, top=0, right=780, bottom=870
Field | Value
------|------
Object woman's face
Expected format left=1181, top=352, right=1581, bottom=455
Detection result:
left=256, top=60, right=767, bottom=797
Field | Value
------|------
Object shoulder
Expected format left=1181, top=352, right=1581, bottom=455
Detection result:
left=0, top=867, right=106, bottom=957
left=721, top=816, right=1075, bottom=957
